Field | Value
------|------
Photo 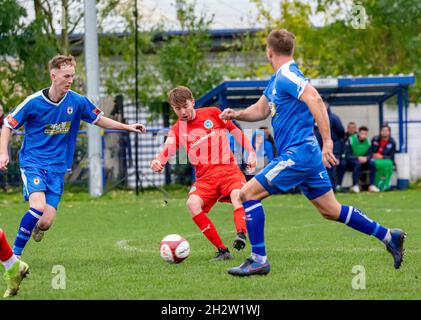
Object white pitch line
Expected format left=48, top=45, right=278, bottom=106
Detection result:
left=116, top=240, right=156, bottom=253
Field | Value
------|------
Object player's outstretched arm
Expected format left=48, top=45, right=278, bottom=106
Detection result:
left=219, top=95, right=271, bottom=122
left=95, top=116, right=146, bottom=134
left=150, top=159, right=164, bottom=173
left=300, top=84, right=337, bottom=168
left=151, top=128, right=179, bottom=173
left=227, top=124, right=257, bottom=173
left=0, top=126, right=12, bottom=170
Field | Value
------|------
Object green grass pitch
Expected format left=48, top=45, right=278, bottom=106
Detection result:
left=1, top=186, right=420, bottom=299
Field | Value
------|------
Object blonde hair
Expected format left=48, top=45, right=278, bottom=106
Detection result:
left=48, top=55, right=76, bottom=71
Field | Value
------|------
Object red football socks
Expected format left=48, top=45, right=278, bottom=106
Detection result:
left=192, top=212, right=226, bottom=249
left=0, top=229, right=13, bottom=262
left=233, top=207, right=247, bottom=235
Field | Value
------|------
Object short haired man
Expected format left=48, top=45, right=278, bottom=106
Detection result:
left=151, top=86, right=256, bottom=260
left=220, top=29, right=406, bottom=276
left=0, top=55, right=146, bottom=257
left=337, top=126, right=379, bottom=193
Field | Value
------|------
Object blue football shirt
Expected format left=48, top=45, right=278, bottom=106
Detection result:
left=264, top=60, right=318, bottom=154
left=4, top=89, right=104, bottom=173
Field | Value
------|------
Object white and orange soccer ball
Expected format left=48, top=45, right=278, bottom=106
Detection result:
left=160, top=234, right=190, bottom=264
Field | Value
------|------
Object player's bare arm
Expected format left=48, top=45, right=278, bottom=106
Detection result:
left=151, top=129, right=178, bottom=173
left=227, top=125, right=257, bottom=173
left=95, top=116, right=146, bottom=133
left=219, top=95, right=271, bottom=122
left=300, top=84, right=337, bottom=168
left=0, top=126, right=12, bottom=170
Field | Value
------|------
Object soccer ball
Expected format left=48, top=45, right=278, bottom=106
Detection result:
left=160, top=234, right=190, bottom=264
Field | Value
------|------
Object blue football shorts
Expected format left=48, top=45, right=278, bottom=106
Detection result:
left=20, top=167, right=65, bottom=209
left=255, top=144, right=332, bottom=200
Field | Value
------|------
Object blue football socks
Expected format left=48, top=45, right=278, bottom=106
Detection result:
left=13, top=207, right=44, bottom=256
left=338, top=205, right=391, bottom=243
left=244, top=200, right=267, bottom=263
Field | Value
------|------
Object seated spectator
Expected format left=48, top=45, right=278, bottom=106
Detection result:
left=314, top=100, right=345, bottom=189
left=345, top=121, right=357, bottom=139
left=370, top=124, right=396, bottom=191
left=337, top=126, right=379, bottom=193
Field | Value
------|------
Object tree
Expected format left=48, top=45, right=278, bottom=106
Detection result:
left=157, top=0, right=223, bottom=103
left=103, top=0, right=226, bottom=117
left=0, top=0, right=129, bottom=112
left=251, top=0, right=421, bottom=102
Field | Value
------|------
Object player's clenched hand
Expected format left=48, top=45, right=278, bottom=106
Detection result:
left=150, top=159, right=164, bottom=173
left=246, top=150, right=257, bottom=174
left=321, top=139, right=338, bottom=168
left=219, top=108, right=239, bottom=121
left=126, top=123, right=146, bottom=133
left=0, top=152, right=9, bottom=171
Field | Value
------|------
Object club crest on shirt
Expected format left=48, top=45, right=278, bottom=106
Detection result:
left=34, top=178, right=40, bottom=185
left=204, top=120, right=213, bottom=129
left=67, top=106, right=73, bottom=115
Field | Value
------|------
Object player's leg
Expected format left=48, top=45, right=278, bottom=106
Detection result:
left=227, top=177, right=272, bottom=276
left=186, top=191, right=232, bottom=260
left=13, top=191, right=46, bottom=257
left=33, top=172, right=64, bottom=242
left=218, top=170, right=248, bottom=250
left=309, top=188, right=406, bottom=269
left=239, top=178, right=270, bottom=261
left=230, top=189, right=247, bottom=250
left=1, top=229, right=29, bottom=298
left=32, top=204, right=57, bottom=242
left=14, top=168, right=48, bottom=256
left=228, top=152, right=306, bottom=276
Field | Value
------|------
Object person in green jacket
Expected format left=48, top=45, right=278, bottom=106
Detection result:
left=371, top=124, right=396, bottom=191
left=337, top=126, right=379, bottom=193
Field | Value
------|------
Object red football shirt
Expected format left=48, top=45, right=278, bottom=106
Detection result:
left=156, top=107, right=253, bottom=178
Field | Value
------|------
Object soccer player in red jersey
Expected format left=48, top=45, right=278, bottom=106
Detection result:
left=0, top=228, right=29, bottom=298
left=151, top=86, right=256, bottom=261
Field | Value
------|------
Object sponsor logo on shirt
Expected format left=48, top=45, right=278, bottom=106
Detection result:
left=189, top=131, right=216, bottom=148
left=269, top=102, right=276, bottom=117
left=44, top=121, right=71, bottom=135
left=204, top=120, right=213, bottom=129
left=6, top=115, right=19, bottom=129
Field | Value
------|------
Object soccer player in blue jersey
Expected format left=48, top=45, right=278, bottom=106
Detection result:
left=220, top=29, right=407, bottom=276
left=0, top=55, right=146, bottom=257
